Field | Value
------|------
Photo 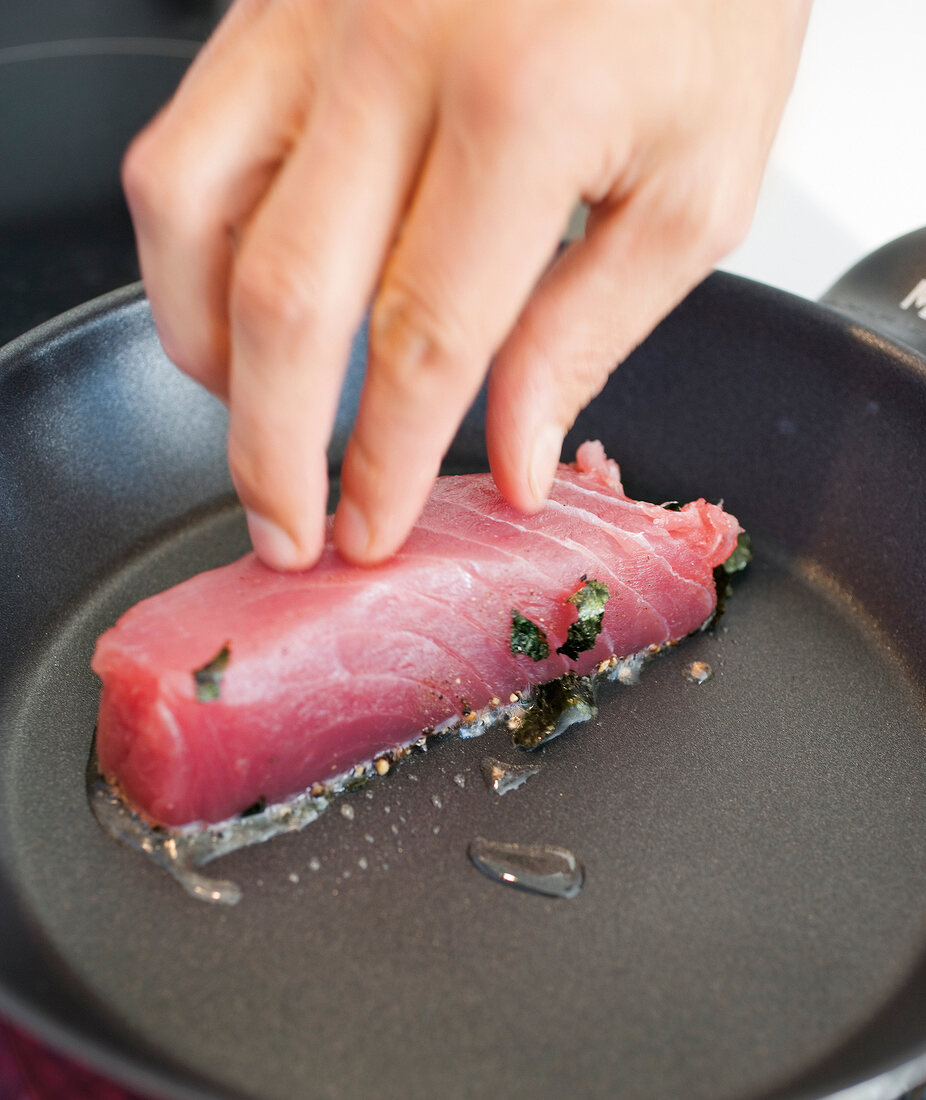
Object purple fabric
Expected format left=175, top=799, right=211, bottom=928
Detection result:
left=0, top=1020, right=151, bottom=1099
left=2, top=1014, right=926, bottom=1100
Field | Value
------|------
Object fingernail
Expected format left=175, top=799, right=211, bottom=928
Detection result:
left=527, top=424, right=564, bottom=505
left=246, top=510, right=302, bottom=571
left=335, top=495, right=372, bottom=562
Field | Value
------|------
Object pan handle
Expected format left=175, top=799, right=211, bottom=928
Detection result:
left=819, top=227, right=926, bottom=359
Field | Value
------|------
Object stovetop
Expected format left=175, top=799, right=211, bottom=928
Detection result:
left=0, top=0, right=227, bottom=345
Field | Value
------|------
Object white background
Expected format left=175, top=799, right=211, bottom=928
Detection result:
left=719, top=0, right=926, bottom=301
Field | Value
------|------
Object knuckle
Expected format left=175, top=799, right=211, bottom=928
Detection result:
left=230, top=242, right=324, bottom=339
left=656, top=168, right=755, bottom=269
left=120, top=129, right=158, bottom=216
left=121, top=124, right=195, bottom=234
left=368, top=282, right=467, bottom=390
left=691, top=195, right=751, bottom=268
left=454, top=52, right=541, bottom=137
left=707, top=191, right=754, bottom=261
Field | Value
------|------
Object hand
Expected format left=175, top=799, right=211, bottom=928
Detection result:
left=123, top=0, right=811, bottom=570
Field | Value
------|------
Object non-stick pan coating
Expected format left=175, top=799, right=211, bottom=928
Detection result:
left=1, top=275, right=926, bottom=1100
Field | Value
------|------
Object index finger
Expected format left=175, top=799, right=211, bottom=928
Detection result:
left=226, top=77, right=431, bottom=569
left=333, top=93, right=577, bottom=564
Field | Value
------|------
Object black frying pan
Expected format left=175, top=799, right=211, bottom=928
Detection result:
left=2, top=229, right=926, bottom=1100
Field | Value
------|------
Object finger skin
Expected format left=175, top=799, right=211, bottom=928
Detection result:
left=333, top=28, right=585, bottom=565
left=123, top=0, right=811, bottom=572
left=122, top=0, right=321, bottom=398
left=486, top=187, right=725, bottom=513
left=226, top=41, right=436, bottom=569
left=487, top=1, right=812, bottom=512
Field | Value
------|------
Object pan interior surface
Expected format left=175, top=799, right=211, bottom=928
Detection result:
left=2, top=277, right=926, bottom=1100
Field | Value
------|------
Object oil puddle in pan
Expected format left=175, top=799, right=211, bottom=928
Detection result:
left=468, top=837, right=584, bottom=899
left=87, top=650, right=657, bottom=905
left=87, top=753, right=332, bottom=905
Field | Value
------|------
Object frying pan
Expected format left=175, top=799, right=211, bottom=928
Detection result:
left=2, top=228, right=926, bottom=1100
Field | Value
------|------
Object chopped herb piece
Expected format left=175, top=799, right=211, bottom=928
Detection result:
left=709, top=532, right=753, bottom=627
left=240, top=795, right=266, bottom=817
left=193, top=644, right=230, bottom=702
left=512, top=674, right=599, bottom=750
left=557, top=579, right=610, bottom=660
left=722, top=532, right=753, bottom=574
left=510, top=611, right=550, bottom=661
left=660, top=500, right=683, bottom=511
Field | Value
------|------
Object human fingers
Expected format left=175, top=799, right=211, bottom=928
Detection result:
left=486, top=0, right=812, bottom=511
left=485, top=170, right=754, bottom=511
left=226, top=49, right=436, bottom=570
left=122, top=0, right=321, bottom=398
left=332, top=56, right=581, bottom=565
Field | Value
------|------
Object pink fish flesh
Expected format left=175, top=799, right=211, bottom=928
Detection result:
left=92, top=441, right=742, bottom=826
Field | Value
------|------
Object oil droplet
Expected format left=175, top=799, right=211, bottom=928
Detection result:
left=453, top=773, right=467, bottom=789
left=468, top=837, right=584, bottom=899
left=288, top=872, right=300, bottom=884
left=431, top=794, right=443, bottom=809
left=340, top=803, right=355, bottom=820
left=684, top=660, right=713, bottom=685
left=358, top=857, right=368, bottom=871
left=480, top=756, right=541, bottom=795
left=309, top=857, right=321, bottom=872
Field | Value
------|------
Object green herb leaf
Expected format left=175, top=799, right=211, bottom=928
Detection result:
left=193, top=644, right=230, bottom=703
left=660, top=500, right=683, bottom=511
left=510, top=611, right=550, bottom=662
left=722, top=532, right=753, bottom=574
left=557, top=578, right=610, bottom=660
left=511, top=674, right=599, bottom=750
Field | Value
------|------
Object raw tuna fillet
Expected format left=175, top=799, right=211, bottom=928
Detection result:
left=93, top=441, right=742, bottom=826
